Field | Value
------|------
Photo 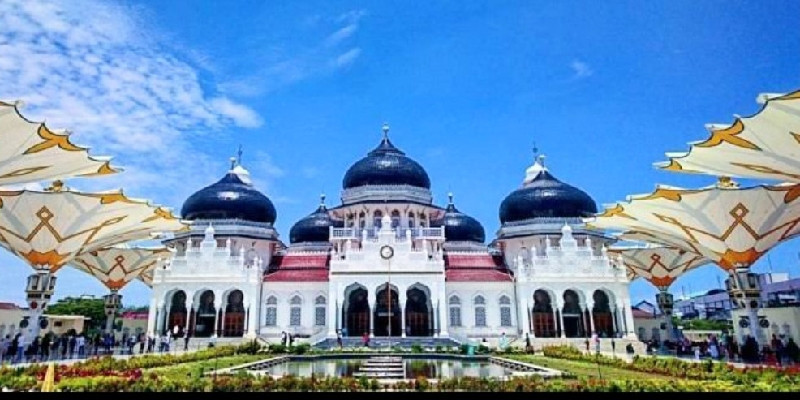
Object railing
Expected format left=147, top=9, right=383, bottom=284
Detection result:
left=330, top=227, right=444, bottom=240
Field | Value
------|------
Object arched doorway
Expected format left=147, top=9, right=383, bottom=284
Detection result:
left=375, top=285, right=401, bottom=337
left=194, top=290, right=216, bottom=338
left=562, top=290, right=585, bottom=338
left=344, top=287, right=369, bottom=337
left=224, top=290, right=245, bottom=337
left=592, top=290, right=614, bottom=338
left=405, top=287, right=431, bottom=336
left=167, top=291, right=187, bottom=336
left=532, top=290, right=556, bottom=337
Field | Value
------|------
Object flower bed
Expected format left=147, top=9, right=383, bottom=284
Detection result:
left=539, top=345, right=800, bottom=384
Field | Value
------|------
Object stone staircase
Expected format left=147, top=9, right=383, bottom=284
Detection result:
left=352, top=356, right=406, bottom=379
left=313, top=336, right=461, bottom=350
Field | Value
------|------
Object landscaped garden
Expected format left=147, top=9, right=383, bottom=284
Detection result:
left=2, top=343, right=799, bottom=392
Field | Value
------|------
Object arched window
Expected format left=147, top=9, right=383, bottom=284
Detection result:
left=359, top=212, right=366, bottom=229
left=290, top=296, right=302, bottom=327
left=474, top=295, right=486, bottom=327
left=449, top=296, right=462, bottom=327
left=408, top=212, right=415, bottom=228
left=419, top=213, right=427, bottom=227
left=391, top=210, right=401, bottom=228
left=265, top=296, right=278, bottom=326
left=347, top=213, right=355, bottom=228
left=499, top=295, right=512, bottom=327
left=315, top=296, right=326, bottom=326
left=373, top=210, right=383, bottom=228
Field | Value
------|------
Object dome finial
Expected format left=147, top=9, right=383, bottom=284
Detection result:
left=320, top=193, right=326, bottom=206
left=448, top=191, right=454, bottom=205
left=237, top=144, right=243, bottom=166
left=382, top=122, right=390, bottom=139
left=229, top=156, right=237, bottom=170
left=532, top=142, right=538, bottom=160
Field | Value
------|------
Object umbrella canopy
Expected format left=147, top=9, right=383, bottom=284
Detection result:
left=0, top=100, right=120, bottom=186
left=139, top=268, right=154, bottom=288
left=0, top=185, right=186, bottom=273
left=608, top=244, right=712, bottom=290
left=656, top=90, right=800, bottom=182
left=587, top=182, right=800, bottom=270
left=71, top=246, right=171, bottom=290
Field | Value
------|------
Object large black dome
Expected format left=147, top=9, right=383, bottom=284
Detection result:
left=433, top=195, right=486, bottom=243
left=289, top=197, right=342, bottom=244
left=342, top=128, right=431, bottom=189
left=499, top=169, right=597, bottom=224
left=181, top=167, right=277, bottom=224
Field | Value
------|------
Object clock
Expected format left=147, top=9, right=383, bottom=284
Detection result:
left=380, top=245, right=394, bottom=260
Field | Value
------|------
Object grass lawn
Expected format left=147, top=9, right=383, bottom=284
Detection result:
left=144, top=354, right=266, bottom=380
left=505, top=355, right=682, bottom=381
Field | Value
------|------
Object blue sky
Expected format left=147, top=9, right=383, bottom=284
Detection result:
left=0, top=0, right=799, bottom=307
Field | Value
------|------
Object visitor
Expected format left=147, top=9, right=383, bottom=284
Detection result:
left=40, top=334, right=51, bottom=361
left=280, top=331, right=287, bottom=347
left=50, top=335, right=60, bottom=360
left=14, top=333, right=25, bottom=364
left=127, top=335, right=136, bottom=355
left=139, top=333, right=145, bottom=354
left=525, top=333, right=532, bottom=353
left=785, top=338, right=799, bottom=365
left=771, top=334, right=784, bottom=366
left=625, top=343, right=635, bottom=355
left=68, top=334, right=76, bottom=359
left=60, top=335, right=68, bottom=359
left=0, top=334, right=9, bottom=363
left=29, top=336, right=40, bottom=363
left=362, top=331, right=369, bottom=348
left=288, top=333, right=294, bottom=347
left=336, top=330, right=343, bottom=350
left=76, top=334, right=85, bottom=359
left=184, top=332, right=191, bottom=351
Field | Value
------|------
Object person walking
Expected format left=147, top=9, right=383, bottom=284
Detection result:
left=336, top=330, right=343, bottom=350
left=525, top=333, right=532, bottom=353
left=76, top=334, right=85, bottom=359
left=14, top=333, right=26, bottom=364
left=0, top=334, right=9, bottom=364
left=183, top=332, right=191, bottom=352
left=40, top=334, right=51, bottom=361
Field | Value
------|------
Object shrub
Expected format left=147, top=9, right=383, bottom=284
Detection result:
left=292, top=344, right=311, bottom=355
left=411, top=344, right=423, bottom=353
left=268, top=344, right=287, bottom=354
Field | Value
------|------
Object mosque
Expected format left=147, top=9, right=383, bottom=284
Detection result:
left=145, top=125, right=637, bottom=346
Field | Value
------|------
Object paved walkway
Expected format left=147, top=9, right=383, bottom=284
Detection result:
left=575, top=348, right=787, bottom=369
left=2, top=345, right=206, bottom=369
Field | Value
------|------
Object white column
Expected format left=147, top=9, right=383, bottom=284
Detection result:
left=399, top=290, right=407, bottom=338
left=521, top=297, right=532, bottom=336
left=438, top=288, right=449, bottom=337
left=327, top=291, right=338, bottom=337
left=620, top=302, right=636, bottom=339
left=212, top=300, right=222, bottom=338
left=246, top=301, right=258, bottom=338
left=156, top=305, right=167, bottom=334
left=368, top=297, right=375, bottom=338
left=587, top=302, right=595, bottom=335
left=558, top=307, right=566, bottom=338
left=147, top=299, right=158, bottom=336
left=184, top=301, right=193, bottom=336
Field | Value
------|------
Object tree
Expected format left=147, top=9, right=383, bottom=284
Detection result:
left=46, top=296, right=107, bottom=333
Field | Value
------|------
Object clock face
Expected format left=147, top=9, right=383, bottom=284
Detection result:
left=380, top=245, right=394, bottom=260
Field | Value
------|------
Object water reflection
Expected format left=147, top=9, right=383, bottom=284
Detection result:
left=266, top=359, right=513, bottom=379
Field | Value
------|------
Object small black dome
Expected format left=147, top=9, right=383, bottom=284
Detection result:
left=342, top=127, right=431, bottom=189
left=433, top=195, right=486, bottom=243
left=289, top=197, right=342, bottom=244
left=181, top=167, right=277, bottom=224
left=499, top=169, right=597, bottom=223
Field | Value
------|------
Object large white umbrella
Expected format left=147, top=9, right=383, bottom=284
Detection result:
left=608, top=244, right=711, bottom=340
left=0, top=101, right=120, bottom=186
left=72, top=246, right=171, bottom=332
left=656, top=89, right=800, bottom=182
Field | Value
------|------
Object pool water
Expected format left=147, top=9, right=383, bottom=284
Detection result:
left=263, top=359, right=514, bottom=379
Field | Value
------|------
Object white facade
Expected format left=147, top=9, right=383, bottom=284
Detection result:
left=147, top=139, right=639, bottom=346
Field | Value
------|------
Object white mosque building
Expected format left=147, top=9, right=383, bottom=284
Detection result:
left=146, top=125, right=637, bottom=347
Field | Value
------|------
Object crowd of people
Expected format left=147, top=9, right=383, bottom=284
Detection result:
left=0, top=328, right=194, bottom=365
left=647, top=333, right=800, bottom=365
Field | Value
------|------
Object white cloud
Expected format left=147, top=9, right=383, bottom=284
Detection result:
left=0, top=0, right=266, bottom=208
left=333, top=48, right=362, bottom=68
left=325, top=23, right=359, bottom=47
left=337, top=9, right=368, bottom=24
left=569, top=60, right=594, bottom=79
left=210, top=97, right=264, bottom=128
